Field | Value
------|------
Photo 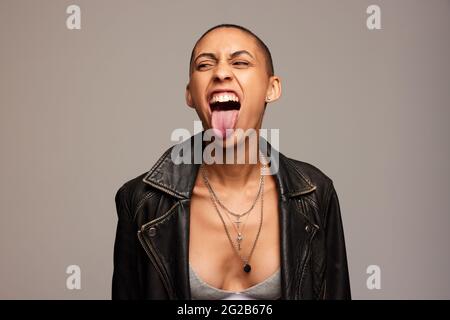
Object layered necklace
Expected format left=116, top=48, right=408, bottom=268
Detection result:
left=200, top=159, right=266, bottom=273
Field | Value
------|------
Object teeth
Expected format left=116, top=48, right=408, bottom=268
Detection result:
left=209, top=92, right=239, bottom=104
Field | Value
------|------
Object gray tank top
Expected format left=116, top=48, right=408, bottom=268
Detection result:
left=189, top=264, right=281, bottom=300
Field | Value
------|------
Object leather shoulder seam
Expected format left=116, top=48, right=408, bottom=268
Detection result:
left=322, top=180, right=335, bottom=228
left=133, top=191, right=157, bottom=221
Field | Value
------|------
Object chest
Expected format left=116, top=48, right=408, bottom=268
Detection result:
left=188, top=178, right=281, bottom=291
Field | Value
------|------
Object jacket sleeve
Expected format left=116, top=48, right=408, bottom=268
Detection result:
left=323, top=182, right=351, bottom=299
left=112, top=185, right=141, bottom=299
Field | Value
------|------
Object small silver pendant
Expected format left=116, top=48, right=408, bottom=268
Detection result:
left=237, top=233, right=243, bottom=250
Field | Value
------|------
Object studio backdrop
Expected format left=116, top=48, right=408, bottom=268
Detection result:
left=1, top=0, right=449, bottom=299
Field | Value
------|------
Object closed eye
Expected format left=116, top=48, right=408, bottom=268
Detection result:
left=197, top=63, right=212, bottom=70
left=196, top=61, right=249, bottom=71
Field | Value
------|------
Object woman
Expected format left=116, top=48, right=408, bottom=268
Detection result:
left=112, top=24, right=351, bottom=300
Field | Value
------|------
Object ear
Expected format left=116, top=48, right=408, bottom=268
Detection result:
left=185, top=84, right=195, bottom=109
left=265, top=76, right=282, bottom=103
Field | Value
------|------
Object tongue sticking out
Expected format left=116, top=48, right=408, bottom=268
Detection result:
left=211, top=110, right=239, bottom=138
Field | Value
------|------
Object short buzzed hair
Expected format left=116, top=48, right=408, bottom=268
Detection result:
left=189, top=24, right=274, bottom=77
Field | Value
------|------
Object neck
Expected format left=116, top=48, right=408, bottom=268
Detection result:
left=204, top=162, right=261, bottom=189
left=202, top=139, right=263, bottom=189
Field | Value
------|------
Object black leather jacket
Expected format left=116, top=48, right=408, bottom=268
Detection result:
left=112, top=135, right=351, bottom=300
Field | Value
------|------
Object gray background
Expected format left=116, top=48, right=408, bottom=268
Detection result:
left=1, top=0, right=449, bottom=299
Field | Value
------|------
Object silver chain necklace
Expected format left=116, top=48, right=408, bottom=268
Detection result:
left=206, top=171, right=264, bottom=219
left=200, top=161, right=266, bottom=273
left=201, top=165, right=263, bottom=233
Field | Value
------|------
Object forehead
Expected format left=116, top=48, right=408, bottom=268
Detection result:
left=194, top=28, right=260, bottom=59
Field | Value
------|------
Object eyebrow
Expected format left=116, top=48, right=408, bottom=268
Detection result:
left=194, top=50, right=254, bottom=64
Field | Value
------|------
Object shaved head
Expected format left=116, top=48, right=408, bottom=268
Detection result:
left=189, top=24, right=274, bottom=77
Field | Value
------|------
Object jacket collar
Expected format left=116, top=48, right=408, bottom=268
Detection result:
left=142, top=132, right=316, bottom=199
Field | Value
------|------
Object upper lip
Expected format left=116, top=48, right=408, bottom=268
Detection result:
left=207, top=88, right=242, bottom=103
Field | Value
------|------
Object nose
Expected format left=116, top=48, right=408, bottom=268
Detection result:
left=213, top=61, right=233, bottom=82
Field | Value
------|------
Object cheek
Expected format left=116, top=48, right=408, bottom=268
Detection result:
left=242, top=79, right=268, bottom=108
left=189, top=80, right=207, bottom=105
left=240, top=71, right=268, bottom=96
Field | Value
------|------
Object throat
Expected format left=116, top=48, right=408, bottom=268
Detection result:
left=202, top=162, right=262, bottom=189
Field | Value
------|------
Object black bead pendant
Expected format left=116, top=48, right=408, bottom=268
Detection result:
left=243, top=264, right=252, bottom=273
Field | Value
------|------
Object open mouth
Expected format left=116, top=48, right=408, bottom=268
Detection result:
left=208, top=91, right=241, bottom=138
left=209, top=91, right=241, bottom=111
left=209, top=100, right=241, bottom=112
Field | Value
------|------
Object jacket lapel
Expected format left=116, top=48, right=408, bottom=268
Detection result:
left=269, top=146, right=319, bottom=299
left=137, top=199, right=193, bottom=299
